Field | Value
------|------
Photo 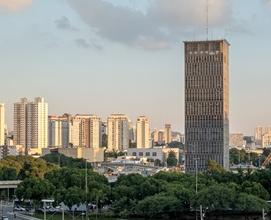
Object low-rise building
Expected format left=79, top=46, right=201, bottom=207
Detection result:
left=42, top=147, right=105, bottom=163
left=127, top=147, right=182, bottom=165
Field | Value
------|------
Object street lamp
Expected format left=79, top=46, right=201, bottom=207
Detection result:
left=194, top=157, right=199, bottom=220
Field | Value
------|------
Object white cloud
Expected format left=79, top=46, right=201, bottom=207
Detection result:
left=0, top=0, right=32, bottom=11
left=67, top=0, right=232, bottom=50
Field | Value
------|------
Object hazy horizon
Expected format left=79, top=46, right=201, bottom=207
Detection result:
left=1, top=0, right=271, bottom=135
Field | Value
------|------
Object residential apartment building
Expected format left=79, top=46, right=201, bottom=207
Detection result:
left=136, top=116, right=150, bottom=148
left=164, top=124, right=172, bottom=144
left=48, top=114, right=71, bottom=148
left=107, top=114, right=129, bottom=152
left=70, top=114, right=101, bottom=148
left=14, top=97, right=48, bottom=154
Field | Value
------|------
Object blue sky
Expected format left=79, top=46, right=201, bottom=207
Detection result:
left=0, top=0, right=271, bottom=135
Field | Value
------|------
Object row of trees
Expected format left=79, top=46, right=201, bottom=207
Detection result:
left=2, top=154, right=271, bottom=218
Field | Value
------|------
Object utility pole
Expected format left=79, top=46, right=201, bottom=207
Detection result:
left=262, top=208, right=266, bottom=220
left=62, top=207, right=64, bottom=220
left=194, top=158, right=199, bottom=220
left=85, top=159, right=88, bottom=220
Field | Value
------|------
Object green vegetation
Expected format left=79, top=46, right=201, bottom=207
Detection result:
left=230, top=148, right=259, bottom=166
left=166, top=151, right=178, bottom=167
left=2, top=155, right=271, bottom=218
left=42, top=153, right=92, bottom=169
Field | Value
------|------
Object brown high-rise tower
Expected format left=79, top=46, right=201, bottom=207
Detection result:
left=184, top=40, right=230, bottom=172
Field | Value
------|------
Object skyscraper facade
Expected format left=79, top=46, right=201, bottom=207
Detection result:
left=107, top=114, right=129, bottom=152
left=136, top=116, right=150, bottom=148
left=0, top=103, right=5, bottom=146
left=184, top=40, right=230, bottom=172
left=14, top=97, right=48, bottom=153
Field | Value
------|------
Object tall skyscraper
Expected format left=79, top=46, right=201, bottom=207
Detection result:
left=184, top=40, right=230, bottom=172
left=136, top=116, right=150, bottom=148
left=0, top=103, right=5, bottom=146
left=164, top=124, right=172, bottom=144
left=107, top=114, right=129, bottom=152
left=14, top=97, right=48, bottom=153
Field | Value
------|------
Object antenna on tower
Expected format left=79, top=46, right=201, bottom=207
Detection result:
left=206, top=0, right=209, bottom=40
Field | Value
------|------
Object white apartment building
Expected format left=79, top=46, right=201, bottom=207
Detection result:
left=14, top=97, right=48, bottom=154
left=136, top=116, right=150, bottom=148
left=107, top=114, right=129, bottom=152
left=89, top=115, right=102, bottom=149
left=0, top=103, right=5, bottom=146
left=48, top=114, right=71, bottom=148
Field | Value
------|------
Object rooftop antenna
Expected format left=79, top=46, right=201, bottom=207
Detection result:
left=206, top=0, right=209, bottom=40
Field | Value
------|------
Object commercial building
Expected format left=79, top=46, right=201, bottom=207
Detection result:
left=136, top=116, right=150, bottom=148
left=184, top=40, right=230, bottom=172
left=127, top=147, right=182, bottom=165
left=107, top=114, right=129, bottom=152
left=14, top=97, right=48, bottom=154
left=0, top=103, right=5, bottom=146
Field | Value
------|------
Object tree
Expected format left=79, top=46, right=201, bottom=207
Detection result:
left=16, top=177, right=55, bottom=204
left=235, top=193, right=270, bottom=212
left=42, top=153, right=92, bottom=169
left=135, top=193, right=180, bottom=218
left=207, top=160, right=225, bottom=173
left=167, top=151, right=178, bottom=167
left=154, top=159, right=162, bottom=167
left=193, top=184, right=235, bottom=211
left=0, top=167, right=17, bottom=180
left=241, top=181, right=270, bottom=200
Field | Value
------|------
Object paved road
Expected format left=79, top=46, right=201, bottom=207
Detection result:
left=1, top=203, right=40, bottom=220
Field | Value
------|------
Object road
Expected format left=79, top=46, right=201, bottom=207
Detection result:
left=1, top=203, right=40, bottom=220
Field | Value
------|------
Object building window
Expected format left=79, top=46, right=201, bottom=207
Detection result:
left=152, top=152, right=157, bottom=157
left=139, top=152, right=143, bottom=156
left=146, top=152, right=150, bottom=156
left=132, top=152, right=137, bottom=156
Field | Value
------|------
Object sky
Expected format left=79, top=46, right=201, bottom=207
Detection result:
left=0, top=0, right=271, bottom=135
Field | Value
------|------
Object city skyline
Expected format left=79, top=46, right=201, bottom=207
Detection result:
left=1, top=0, right=271, bottom=135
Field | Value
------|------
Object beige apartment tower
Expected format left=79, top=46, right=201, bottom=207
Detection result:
left=136, top=116, right=150, bottom=148
left=184, top=40, right=230, bottom=172
left=14, top=97, right=48, bottom=153
left=107, top=114, right=129, bottom=152
left=164, top=124, right=172, bottom=144
left=0, top=104, right=5, bottom=146
left=70, top=114, right=101, bottom=148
